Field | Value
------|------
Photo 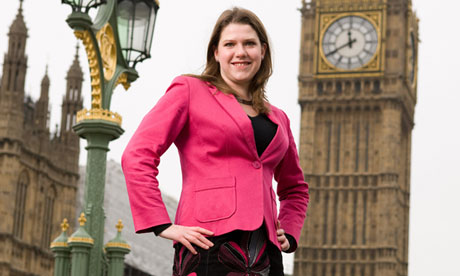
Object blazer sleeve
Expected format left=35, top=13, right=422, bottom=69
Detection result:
left=274, top=111, right=309, bottom=250
left=121, top=76, right=190, bottom=233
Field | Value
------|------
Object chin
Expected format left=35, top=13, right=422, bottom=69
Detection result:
left=232, top=73, right=256, bottom=83
left=232, top=78, right=252, bottom=85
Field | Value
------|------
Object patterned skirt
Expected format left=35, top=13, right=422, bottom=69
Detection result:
left=172, top=226, right=284, bottom=276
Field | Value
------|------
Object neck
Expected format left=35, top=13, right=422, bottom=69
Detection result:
left=220, top=75, right=251, bottom=100
left=230, top=84, right=251, bottom=100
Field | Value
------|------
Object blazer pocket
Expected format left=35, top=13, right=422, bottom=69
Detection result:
left=194, top=176, right=236, bottom=222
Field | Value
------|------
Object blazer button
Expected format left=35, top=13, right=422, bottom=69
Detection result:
left=252, top=161, right=261, bottom=169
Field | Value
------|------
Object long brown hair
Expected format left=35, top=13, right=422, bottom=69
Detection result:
left=190, top=7, right=272, bottom=114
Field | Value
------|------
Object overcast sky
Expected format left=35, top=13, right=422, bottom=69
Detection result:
left=1, top=1, right=459, bottom=275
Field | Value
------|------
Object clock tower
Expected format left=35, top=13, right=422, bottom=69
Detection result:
left=295, top=0, right=418, bottom=276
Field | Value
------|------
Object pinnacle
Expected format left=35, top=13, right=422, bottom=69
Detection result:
left=41, top=65, right=50, bottom=86
left=68, top=43, right=83, bottom=77
left=9, top=0, right=27, bottom=35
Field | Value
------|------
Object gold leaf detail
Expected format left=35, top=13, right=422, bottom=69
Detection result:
left=68, top=237, right=94, bottom=245
left=115, top=73, right=130, bottom=90
left=97, top=24, right=117, bottom=81
left=76, top=108, right=122, bottom=126
left=74, top=30, right=102, bottom=109
left=50, top=241, right=68, bottom=248
left=105, top=242, right=131, bottom=249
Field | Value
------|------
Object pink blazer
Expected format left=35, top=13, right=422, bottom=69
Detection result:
left=121, top=76, right=309, bottom=250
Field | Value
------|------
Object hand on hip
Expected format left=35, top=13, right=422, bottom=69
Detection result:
left=159, top=224, right=214, bottom=255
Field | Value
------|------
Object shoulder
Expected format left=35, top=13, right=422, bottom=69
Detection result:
left=163, top=75, right=212, bottom=97
left=166, top=75, right=217, bottom=101
left=171, top=75, right=212, bottom=89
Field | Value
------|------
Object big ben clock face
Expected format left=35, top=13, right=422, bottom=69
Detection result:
left=321, top=15, right=379, bottom=70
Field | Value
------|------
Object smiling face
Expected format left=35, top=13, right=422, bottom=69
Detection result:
left=214, top=23, right=266, bottom=95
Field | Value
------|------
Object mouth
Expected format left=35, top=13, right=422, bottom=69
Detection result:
left=231, top=61, right=251, bottom=67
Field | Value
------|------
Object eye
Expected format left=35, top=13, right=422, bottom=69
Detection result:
left=224, top=42, right=234, bottom=47
left=245, top=41, right=257, bottom=46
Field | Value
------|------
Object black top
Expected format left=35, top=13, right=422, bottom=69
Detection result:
left=248, top=113, right=278, bottom=156
left=151, top=113, right=297, bottom=253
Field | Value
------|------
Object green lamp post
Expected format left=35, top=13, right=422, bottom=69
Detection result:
left=55, top=0, right=159, bottom=275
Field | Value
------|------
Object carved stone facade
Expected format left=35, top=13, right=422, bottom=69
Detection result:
left=0, top=3, right=83, bottom=276
left=295, top=0, right=418, bottom=276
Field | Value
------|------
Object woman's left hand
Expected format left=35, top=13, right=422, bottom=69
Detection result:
left=277, top=220, right=290, bottom=252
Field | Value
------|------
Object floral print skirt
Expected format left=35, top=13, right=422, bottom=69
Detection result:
left=172, top=226, right=284, bottom=276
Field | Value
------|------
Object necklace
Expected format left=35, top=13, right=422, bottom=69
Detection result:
left=235, top=97, right=253, bottom=105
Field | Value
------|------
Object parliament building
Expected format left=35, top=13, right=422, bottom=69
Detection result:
left=0, top=3, right=82, bottom=275
left=295, top=0, right=418, bottom=276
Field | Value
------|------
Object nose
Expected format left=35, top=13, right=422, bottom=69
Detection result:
left=235, top=43, right=248, bottom=57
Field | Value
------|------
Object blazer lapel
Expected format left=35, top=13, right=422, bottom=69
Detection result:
left=209, top=86, right=259, bottom=159
left=260, top=109, right=283, bottom=160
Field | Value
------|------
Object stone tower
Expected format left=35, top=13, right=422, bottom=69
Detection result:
left=0, top=2, right=83, bottom=275
left=294, top=1, right=418, bottom=276
left=0, top=0, right=27, bottom=141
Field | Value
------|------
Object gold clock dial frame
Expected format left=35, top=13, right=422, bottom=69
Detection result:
left=315, top=10, right=385, bottom=78
left=321, top=15, right=378, bottom=70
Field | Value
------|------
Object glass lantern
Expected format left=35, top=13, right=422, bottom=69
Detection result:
left=117, top=0, right=159, bottom=67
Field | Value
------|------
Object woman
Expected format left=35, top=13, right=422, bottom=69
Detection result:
left=122, top=7, right=309, bottom=276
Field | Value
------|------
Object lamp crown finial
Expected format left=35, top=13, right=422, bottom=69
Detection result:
left=78, top=212, right=87, bottom=226
left=116, top=219, right=124, bottom=233
left=61, top=218, right=69, bottom=232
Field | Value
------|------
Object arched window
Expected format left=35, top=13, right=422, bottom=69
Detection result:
left=72, top=112, right=76, bottom=127
left=66, top=113, right=71, bottom=131
left=13, top=69, right=19, bottom=91
left=41, top=185, right=57, bottom=248
left=13, top=171, right=29, bottom=238
left=74, top=88, right=79, bottom=101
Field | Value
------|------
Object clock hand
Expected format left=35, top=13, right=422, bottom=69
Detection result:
left=348, top=31, right=353, bottom=48
left=325, top=38, right=357, bottom=57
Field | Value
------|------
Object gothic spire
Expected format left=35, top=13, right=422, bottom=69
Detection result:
left=36, top=64, right=50, bottom=131
left=67, top=43, right=83, bottom=78
left=61, top=44, right=83, bottom=142
left=1, top=0, right=28, bottom=94
left=40, top=65, right=50, bottom=98
left=9, top=0, right=27, bottom=36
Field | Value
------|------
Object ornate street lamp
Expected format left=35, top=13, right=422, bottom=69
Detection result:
left=53, top=1, right=159, bottom=276
left=117, top=0, right=159, bottom=67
